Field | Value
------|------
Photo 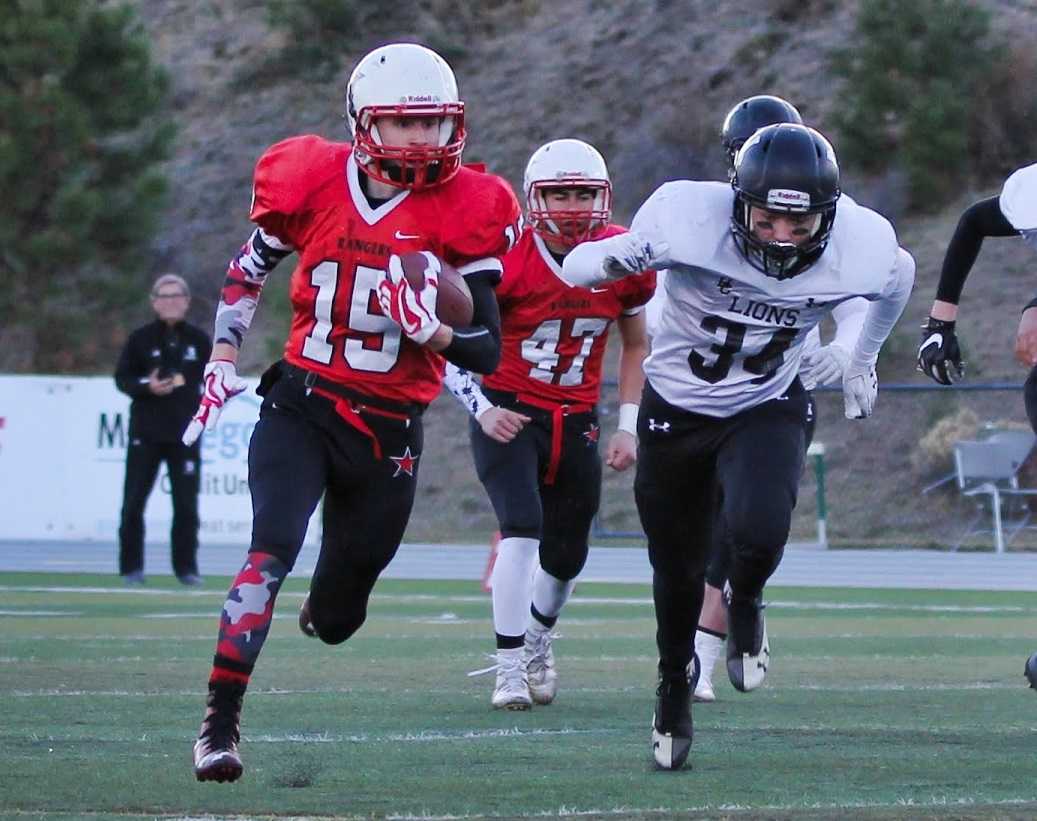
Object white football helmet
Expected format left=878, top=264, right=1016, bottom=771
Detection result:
left=345, top=43, right=465, bottom=189
left=523, top=139, right=612, bottom=247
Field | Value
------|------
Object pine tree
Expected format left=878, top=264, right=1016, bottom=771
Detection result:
left=0, top=1, right=175, bottom=370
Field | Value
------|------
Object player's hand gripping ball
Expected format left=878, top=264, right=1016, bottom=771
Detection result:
left=396, top=251, right=474, bottom=327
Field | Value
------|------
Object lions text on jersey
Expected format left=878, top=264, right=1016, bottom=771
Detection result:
left=635, top=182, right=900, bottom=417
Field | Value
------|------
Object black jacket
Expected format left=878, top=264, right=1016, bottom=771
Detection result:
left=114, top=319, right=212, bottom=443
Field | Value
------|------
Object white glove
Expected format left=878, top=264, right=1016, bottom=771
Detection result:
left=802, top=343, right=850, bottom=388
left=377, top=254, right=441, bottom=345
left=843, top=362, right=878, bottom=419
left=182, top=360, right=249, bottom=445
left=603, top=232, right=670, bottom=279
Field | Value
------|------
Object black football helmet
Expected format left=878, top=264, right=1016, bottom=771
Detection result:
left=731, top=123, right=840, bottom=280
left=721, top=95, right=803, bottom=172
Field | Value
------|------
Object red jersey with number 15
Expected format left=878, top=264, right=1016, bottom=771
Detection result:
left=249, top=135, right=521, bottom=405
left=483, top=225, right=656, bottom=404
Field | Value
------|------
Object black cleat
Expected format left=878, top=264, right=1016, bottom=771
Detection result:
left=193, top=681, right=246, bottom=783
left=1025, top=652, right=1037, bottom=691
left=726, top=591, right=769, bottom=693
left=651, top=667, right=693, bottom=770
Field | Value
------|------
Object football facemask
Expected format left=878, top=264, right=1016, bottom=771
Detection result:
left=346, top=43, right=466, bottom=190
left=527, top=181, right=612, bottom=247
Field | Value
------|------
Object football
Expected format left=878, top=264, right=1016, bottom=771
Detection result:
left=397, top=251, right=474, bottom=327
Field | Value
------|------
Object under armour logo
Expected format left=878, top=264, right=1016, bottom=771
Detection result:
left=717, top=277, right=733, bottom=294
left=648, top=418, right=671, bottom=432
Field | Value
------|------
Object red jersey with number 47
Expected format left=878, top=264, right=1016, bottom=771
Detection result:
left=483, top=225, right=656, bottom=405
left=250, top=135, right=520, bottom=405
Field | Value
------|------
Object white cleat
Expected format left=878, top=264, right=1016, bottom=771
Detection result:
left=524, top=628, right=558, bottom=705
left=491, top=649, right=532, bottom=711
left=690, top=631, right=724, bottom=702
left=693, top=676, right=716, bottom=703
left=726, top=593, right=770, bottom=693
left=652, top=669, right=693, bottom=770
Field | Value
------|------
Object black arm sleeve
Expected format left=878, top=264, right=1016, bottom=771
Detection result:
left=114, top=330, right=151, bottom=398
left=935, top=196, right=1020, bottom=304
left=439, top=271, right=502, bottom=374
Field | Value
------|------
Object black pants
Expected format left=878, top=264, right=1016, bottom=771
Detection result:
left=470, top=388, right=602, bottom=582
left=118, top=439, right=201, bottom=576
left=634, top=380, right=808, bottom=672
left=1025, top=367, right=1037, bottom=433
left=247, top=369, right=423, bottom=644
left=705, top=390, right=817, bottom=588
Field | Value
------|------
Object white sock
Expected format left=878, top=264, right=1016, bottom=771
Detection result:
left=695, top=631, right=725, bottom=684
left=491, top=537, right=539, bottom=638
left=531, top=566, right=576, bottom=624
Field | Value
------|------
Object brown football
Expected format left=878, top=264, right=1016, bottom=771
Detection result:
left=397, top=251, right=474, bottom=327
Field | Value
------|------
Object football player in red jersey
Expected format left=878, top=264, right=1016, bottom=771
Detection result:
left=184, top=43, right=521, bottom=783
left=444, top=139, right=655, bottom=709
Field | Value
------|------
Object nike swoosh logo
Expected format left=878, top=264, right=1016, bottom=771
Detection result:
left=394, top=231, right=420, bottom=240
left=590, top=288, right=609, bottom=294
left=919, top=335, right=942, bottom=355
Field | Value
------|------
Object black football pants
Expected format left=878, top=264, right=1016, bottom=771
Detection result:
left=705, top=390, right=817, bottom=588
left=634, top=380, right=807, bottom=674
left=246, top=372, right=422, bottom=644
left=118, top=439, right=201, bottom=576
left=470, top=388, right=602, bottom=582
left=1025, top=366, right=1037, bottom=433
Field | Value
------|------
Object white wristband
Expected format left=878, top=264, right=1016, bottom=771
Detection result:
left=617, top=403, right=639, bottom=436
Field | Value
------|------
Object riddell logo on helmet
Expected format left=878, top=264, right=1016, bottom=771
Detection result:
left=401, top=94, right=439, bottom=103
left=767, top=189, right=810, bottom=209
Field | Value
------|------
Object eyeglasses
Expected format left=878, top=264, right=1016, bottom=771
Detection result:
left=153, top=292, right=188, bottom=300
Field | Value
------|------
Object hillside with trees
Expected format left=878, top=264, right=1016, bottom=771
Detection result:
left=5, top=0, right=1037, bottom=546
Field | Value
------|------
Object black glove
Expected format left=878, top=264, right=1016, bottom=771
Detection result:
left=917, top=317, right=964, bottom=386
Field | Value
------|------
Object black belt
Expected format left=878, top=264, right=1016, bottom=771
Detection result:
left=280, top=362, right=425, bottom=417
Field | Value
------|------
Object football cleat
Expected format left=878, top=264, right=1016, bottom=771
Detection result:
left=691, top=632, right=725, bottom=703
left=652, top=667, right=693, bottom=770
left=726, top=592, right=769, bottom=693
left=686, top=650, right=716, bottom=701
left=298, top=594, right=316, bottom=638
left=193, top=681, right=246, bottom=783
left=524, top=628, right=558, bottom=705
left=491, top=649, right=532, bottom=711
left=1025, top=651, right=1037, bottom=691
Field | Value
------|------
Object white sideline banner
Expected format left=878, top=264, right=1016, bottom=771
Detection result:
left=0, top=375, right=320, bottom=545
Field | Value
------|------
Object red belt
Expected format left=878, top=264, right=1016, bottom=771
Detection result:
left=311, top=387, right=410, bottom=461
left=515, top=392, right=594, bottom=486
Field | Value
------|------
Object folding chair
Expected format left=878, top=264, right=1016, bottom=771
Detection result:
left=953, top=433, right=1037, bottom=553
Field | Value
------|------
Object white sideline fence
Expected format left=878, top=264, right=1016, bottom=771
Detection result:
left=0, top=374, right=320, bottom=545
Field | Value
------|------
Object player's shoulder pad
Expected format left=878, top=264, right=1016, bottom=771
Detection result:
left=633, top=180, right=731, bottom=235
left=252, top=135, right=350, bottom=219
left=1000, top=162, right=1037, bottom=231
left=440, top=166, right=521, bottom=262
left=597, top=223, right=630, bottom=239
left=829, top=195, right=898, bottom=289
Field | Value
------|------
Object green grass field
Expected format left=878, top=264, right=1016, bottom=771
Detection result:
left=1, top=572, right=1035, bottom=820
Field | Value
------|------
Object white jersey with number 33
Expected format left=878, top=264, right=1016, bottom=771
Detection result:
left=637, top=181, right=899, bottom=417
